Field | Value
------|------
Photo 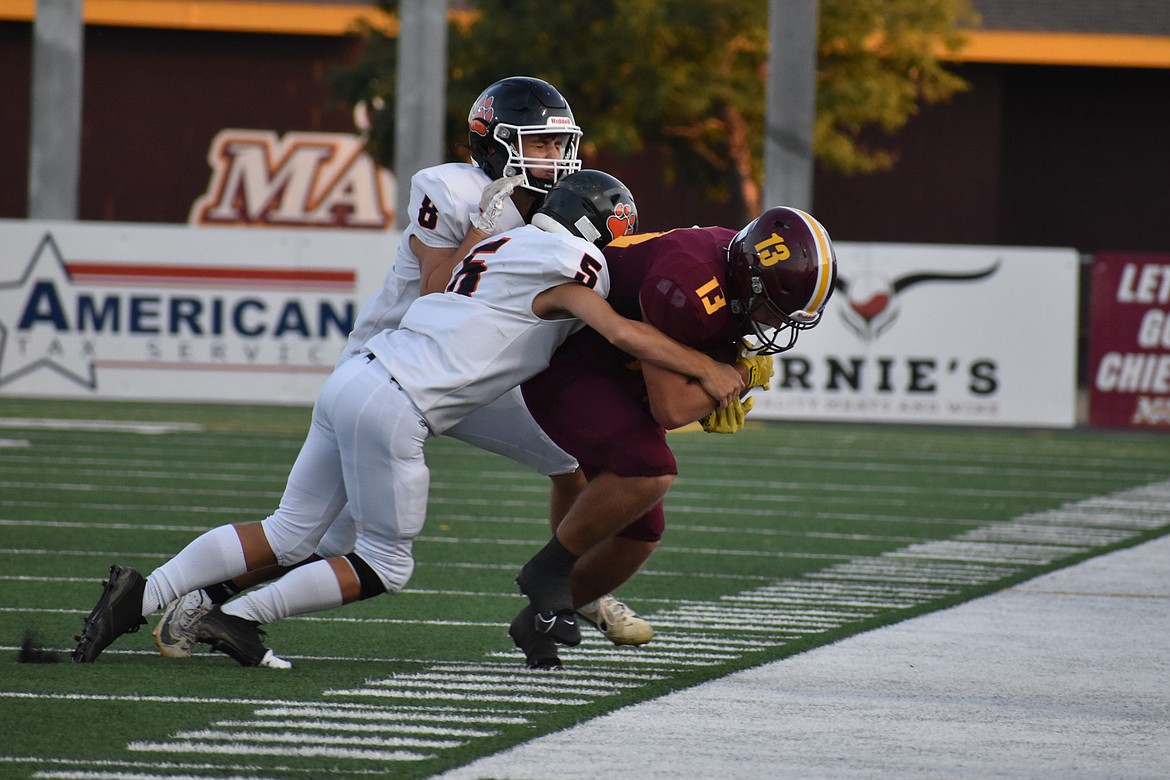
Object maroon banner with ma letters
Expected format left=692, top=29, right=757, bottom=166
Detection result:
left=1088, top=252, right=1170, bottom=430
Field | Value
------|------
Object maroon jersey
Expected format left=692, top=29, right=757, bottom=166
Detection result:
left=607, top=226, right=739, bottom=352
left=542, top=227, right=740, bottom=380
left=522, top=227, right=743, bottom=542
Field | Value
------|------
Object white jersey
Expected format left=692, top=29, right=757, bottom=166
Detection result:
left=339, top=163, right=527, bottom=360
left=365, top=225, right=610, bottom=434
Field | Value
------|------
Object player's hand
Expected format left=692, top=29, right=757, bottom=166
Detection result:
left=736, top=352, right=774, bottom=391
left=700, top=395, right=754, bottom=434
left=700, top=362, right=745, bottom=410
left=470, top=174, right=525, bottom=234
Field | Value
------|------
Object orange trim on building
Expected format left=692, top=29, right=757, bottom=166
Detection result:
left=0, top=0, right=391, bottom=36
left=955, top=30, right=1170, bottom=69
left=2, top=2, right=1168, bottom=68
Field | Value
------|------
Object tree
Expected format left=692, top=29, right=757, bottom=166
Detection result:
left=332, top=0, right=976, bottom=222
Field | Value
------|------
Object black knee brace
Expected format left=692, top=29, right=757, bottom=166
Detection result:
left=344, top=552, right=388, bottom=600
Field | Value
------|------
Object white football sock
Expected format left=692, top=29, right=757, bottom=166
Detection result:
left=142, top=525, right=248, bottom=615
left=221, top=558, right=344, bottom=625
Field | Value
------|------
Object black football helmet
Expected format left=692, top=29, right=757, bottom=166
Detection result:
left=467, top=76, right=583, bottom=195
left=531, top=170, right=638, bottom=250
left=726, top=206, right=838, bottom=354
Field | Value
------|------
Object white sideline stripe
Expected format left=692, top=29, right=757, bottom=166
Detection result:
left=0, top=481, right=279, bottom=499
left=362, top=678, right=619, bottom=698
left=253, top=706, right=529, bottom=725
left=663, top=604, right=862, bottom=621
left=886, top=540, right=1089, bottom=564
left=127, top=741, right=431, bottom=761
left=1, top=465, right=287, bottom=486
left=216, top=718, right=497, bottom=737
left=0, top=519, right=222, bottom=533
left=481, top=650, right=727, bottom=667
left=2, top=755, right=282, bottom=777
left=0, top=607, right=497, bottom=628
left=389, top=672, right=645, bottom=689
left=0, top=454, right=286, bottom=473
left=0, top=438, right=30, bottom=448
left=672, top=448, right=1160, bottom=469
left=0, top=418, right=203, bottom=433
left=0, top=574, right=105, bottom=583
left=172, top=728, right=461, bottom=749
left=326, top=689, right=591, bottom=706
left=0, top=645, right=503, bottom=665
left=0, top=691, right=321, bottom=706
left=594, top=636, right=757, bottom=652
left=33, top=772, right=279, bottom=780
left=961, top=524, right=1133, bottom=544
left=427, top=662, right=668, bottom=681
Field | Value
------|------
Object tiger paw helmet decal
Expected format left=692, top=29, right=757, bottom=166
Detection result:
left=607, top=202, right=636, bottom=242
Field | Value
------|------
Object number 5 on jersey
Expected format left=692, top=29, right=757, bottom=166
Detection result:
left=448, top=238, right=603, bottom=297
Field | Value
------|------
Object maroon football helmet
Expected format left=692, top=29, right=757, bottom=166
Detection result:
left=726, top=206, right=838, bottom=354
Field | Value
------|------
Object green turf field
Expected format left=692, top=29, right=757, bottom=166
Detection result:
left=2, top=397, right=1168, bottom=779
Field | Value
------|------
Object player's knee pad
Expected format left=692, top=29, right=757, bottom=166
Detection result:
left=344, top=552, right=388, bottom=601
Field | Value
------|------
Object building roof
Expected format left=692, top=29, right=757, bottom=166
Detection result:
left=1, top=1, right=1168, bottom=67
left=971, top=0, right=1170, bottom=36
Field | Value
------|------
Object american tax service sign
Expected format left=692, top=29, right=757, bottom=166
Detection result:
left=1088, top=252, right=1170, bottom=430
left=0, top=220, right=394, bottom=404
left=750, top=243, right=1080, bottom=427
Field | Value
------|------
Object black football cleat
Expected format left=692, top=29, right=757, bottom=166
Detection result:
left=195, top=606, right=291, bottom=669
left=509, top=604, right=564, bottom=670
left=73, top=564, right=148, bottom=663
left=515, top=555, right=581, bottom=647
left=532, top=608, right=582, bottom=646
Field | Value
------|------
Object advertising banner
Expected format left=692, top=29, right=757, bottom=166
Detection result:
left=1087, top=252, right=1170, bottom=430
left=750, top=243, right=1080, bottom=427
left=0, top=220, right=395, bottom=404
left=1, top=223, right=1082, bottom=427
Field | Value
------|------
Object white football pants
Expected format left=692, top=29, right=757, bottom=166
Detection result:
left=262, top=355, right=430, bottom=593
left=315, top=368, right=577, bottom=558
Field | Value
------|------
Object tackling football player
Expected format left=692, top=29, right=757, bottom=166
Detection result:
left=510, top=207, right=838, bottom=668
left=151, top=77, right=652, bottom=659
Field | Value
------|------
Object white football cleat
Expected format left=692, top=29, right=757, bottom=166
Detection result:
left=153, top=590, right=212, bottom=658
left=578, top=594, right=654, bottom=646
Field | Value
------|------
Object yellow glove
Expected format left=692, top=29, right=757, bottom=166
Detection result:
left=736, top=352, right=774, bottom=391
left=700, top=395, right=755, bottom=434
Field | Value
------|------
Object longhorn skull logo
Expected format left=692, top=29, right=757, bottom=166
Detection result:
left=836, top=260, right=1001, bottom=341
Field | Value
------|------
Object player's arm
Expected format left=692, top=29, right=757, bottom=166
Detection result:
left=418, top=174, right=525, bottom=295
left=643, top=346, right=769, bottom=429
left=415, top=232, right=490, bottom=295
left=533, top=282, right=744, bottom=409
left=642, top=362, right=726, bottom=429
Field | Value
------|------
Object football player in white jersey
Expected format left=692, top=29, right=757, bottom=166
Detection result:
left=151, top=77, right=649, bottom=656
left=73, top=170, right=745, bottom=667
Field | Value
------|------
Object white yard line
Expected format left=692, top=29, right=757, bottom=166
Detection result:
left=0, top=418, right=203, bottom=434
